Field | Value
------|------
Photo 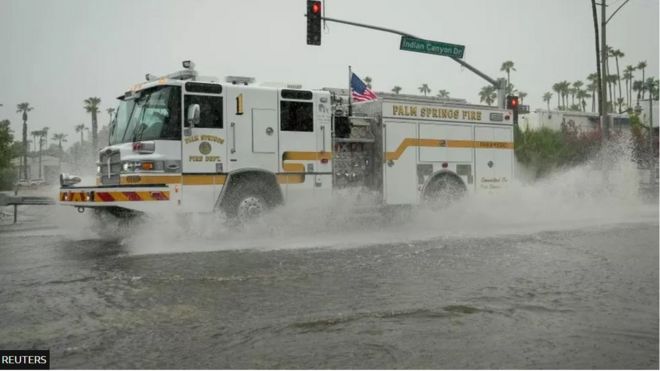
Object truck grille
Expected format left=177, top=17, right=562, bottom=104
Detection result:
left=99, top=150, right=121, bottom=185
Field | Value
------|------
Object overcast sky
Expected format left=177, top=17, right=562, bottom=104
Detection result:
left=1, top=0, right=658, bottom=147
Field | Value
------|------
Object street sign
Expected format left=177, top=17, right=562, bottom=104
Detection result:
left=519, top=104, right=530, bottom=114
left=399, top=36, right=465, bottom=59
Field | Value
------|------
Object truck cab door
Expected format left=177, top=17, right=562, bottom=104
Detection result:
left=181, top=83, right=226, bottom=212
left=225, top=86, right=279, bottom=173
left=278, top=90, right=331, bottom=201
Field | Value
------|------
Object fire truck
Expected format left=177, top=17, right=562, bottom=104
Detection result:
left=59, top=61, right=514, bottom=221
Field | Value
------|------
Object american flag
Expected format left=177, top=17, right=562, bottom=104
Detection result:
left=350, top=73, right=378, bottom=102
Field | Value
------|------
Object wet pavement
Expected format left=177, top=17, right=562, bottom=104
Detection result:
left=0, top=202, right=658, bottom=369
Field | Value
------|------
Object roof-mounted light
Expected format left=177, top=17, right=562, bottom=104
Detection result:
left=182, top=60, right=195, bottom=70
left=225, top=76, right=255, bottom=85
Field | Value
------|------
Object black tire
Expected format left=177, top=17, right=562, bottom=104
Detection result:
left=423, top=175, right=466, bottom=208
left=223, top=182, right=272, bottom=223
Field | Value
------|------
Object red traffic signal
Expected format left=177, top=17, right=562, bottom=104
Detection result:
left=506, top=95, right=519, bottom=109
left=311, top=1, right=321, bottom=14
left=506, top=95, right=520, bottom=125
left=307, top=1, right=322, bottom=46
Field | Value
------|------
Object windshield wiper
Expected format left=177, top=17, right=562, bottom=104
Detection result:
left=132, top=123, right=147, bottom=142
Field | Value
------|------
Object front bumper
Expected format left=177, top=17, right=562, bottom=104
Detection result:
left=59, top=185, right=174, bottom=213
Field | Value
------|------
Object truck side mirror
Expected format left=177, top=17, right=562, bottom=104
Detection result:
left=186, top=104, right=200, bottom=127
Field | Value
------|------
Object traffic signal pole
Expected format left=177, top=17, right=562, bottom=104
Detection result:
left=600, top=0, right=609, bottom=140
left=316, top=15, right=506, bottom=108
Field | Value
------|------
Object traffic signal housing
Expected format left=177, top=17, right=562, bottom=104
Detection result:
left=506, top=95, right=520, bottom=125
left=307, top=0, right=322, bottom=45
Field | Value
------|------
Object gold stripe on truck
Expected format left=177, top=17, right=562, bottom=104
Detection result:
left=385, top=138, right=513, bottom=161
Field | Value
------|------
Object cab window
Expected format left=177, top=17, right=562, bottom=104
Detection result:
left=280, top=100, right=313, bottom=132
left=184, top=95, right=223, bottom=128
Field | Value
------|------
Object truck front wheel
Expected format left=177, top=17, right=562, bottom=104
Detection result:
left=224, top=183, right=272, bottom=223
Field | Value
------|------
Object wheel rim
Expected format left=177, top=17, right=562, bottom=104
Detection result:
left=237, top=196, right=265, bottom=222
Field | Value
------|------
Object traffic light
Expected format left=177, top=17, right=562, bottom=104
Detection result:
left=506, top=95, right=519, bottom=125
left=307, top=0, right=322, bottom=45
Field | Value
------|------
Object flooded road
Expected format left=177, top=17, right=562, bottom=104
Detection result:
left=0, top=201, right=657, bottom=369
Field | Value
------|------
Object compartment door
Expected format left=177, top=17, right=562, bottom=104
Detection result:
left=384, top=120, right=418, bottom=205
left=474, top=126, right=514, bottom=191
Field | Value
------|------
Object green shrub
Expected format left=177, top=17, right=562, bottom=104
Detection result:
left=0, top=167, right=17, bottom=191
left=514, top=123, right=601, bottom=179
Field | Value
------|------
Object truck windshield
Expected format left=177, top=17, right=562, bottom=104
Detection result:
left=109, top=86, right=181, bottom=145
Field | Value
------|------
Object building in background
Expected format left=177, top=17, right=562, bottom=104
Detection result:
left=519, top=110, right=630, bottom=133
left=10, top=155, right=60, bottom=184
left=635, top=100, right=659, bottom=129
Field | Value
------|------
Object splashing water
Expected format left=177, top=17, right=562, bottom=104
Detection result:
left=49, top=140, right=657, bottom=256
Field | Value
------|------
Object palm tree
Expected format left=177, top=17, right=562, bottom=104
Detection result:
left=83, top=97, right=101, bottom=151
left=559, top=81, right=571, bottom=109
left=586, top=73, right=599, bottom=112
left=40, top=126, right=49, bottom=151
left=500, top=61, right=516, bottom=93
left=616, top=97, right=625, bottom=113
left=391, top=86, right=402, bottom=94
left=543, top=92, right=553, bottom=111
left=637, top=61, right=647, bottom=99
left=577, top=90, right=591, bottom=112
left=52, top=133, right=68, bottom=160
left=30, top=130, right=40, bottom=152
left=479, top=86, right=496, bottom=106
left=75, top=124, right=86, bottom=146
left=611, top=49, right=624, bottom=110
left=436, top=89, right=450, bottom=99
left=650, top=77, right=659, bottom=100
left=586, top=83, right=597, bottom=112
left=607, top=75, right=618, bottom=112
left=518, top=91, right=527, bottom=104
left=623, top=66, right=634, bottom=107
left=571, top=82, right=583, bottom=107
left=106, top=107, right=115, bottom=124
left=573, top=80, right=583, bottom=96
left=645, top=77, right=658, bottom=100
left=552, top=83, right=562, bottom=109
left=418, top=83, right=431, bottom=96
left=364, top=76, right=372, bottom=89
left=632, top=80, right=643, bottom=106
left=569, top=87, right=577, bottom=106
left=16, top=102, right=33, bottom=179
left=37, top=128, right=48, bottom=178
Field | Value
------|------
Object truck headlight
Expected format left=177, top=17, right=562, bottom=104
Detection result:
left=60, top=173, right=81, bottom=187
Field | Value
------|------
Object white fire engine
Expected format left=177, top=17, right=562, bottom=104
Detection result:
left=60, top=61, right=514, bottom=221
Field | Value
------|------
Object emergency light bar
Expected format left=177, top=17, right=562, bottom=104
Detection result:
left=144, top=60, right=198, bottom=83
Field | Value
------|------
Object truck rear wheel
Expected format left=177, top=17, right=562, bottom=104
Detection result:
left=423, top=174, right=466, bottom=208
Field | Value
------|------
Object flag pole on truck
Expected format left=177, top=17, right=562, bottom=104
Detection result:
left=348, top=65, right=353, bottom=116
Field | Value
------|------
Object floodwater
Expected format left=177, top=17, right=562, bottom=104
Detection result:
left=0, top=156, right=658, bottom=369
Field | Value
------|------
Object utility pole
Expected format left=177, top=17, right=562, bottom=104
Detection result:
left=648, top=83, right=655, bottom=185
left=600, top=0, right=609, bottom=141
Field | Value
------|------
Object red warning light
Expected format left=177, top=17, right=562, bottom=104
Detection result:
left=312, top=2, right=321, bottom=14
